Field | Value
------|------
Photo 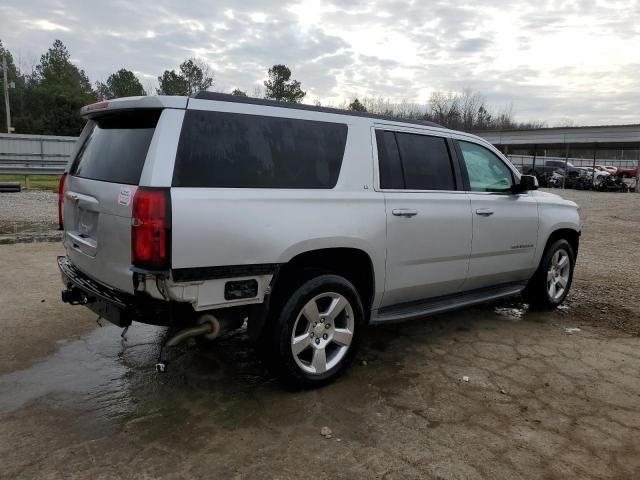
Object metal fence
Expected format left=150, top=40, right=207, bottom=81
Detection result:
left=507, top=154, right=638, bottom=170
left=0, top=133, right=76, bottom=175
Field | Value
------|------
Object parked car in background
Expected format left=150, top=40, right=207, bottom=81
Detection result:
left=616, top=166, right=638, bottom=178
left=57, top=93, right=581, bottom=387
left=596, top=165, right=618, bottom=175
left=583, top=167, right=610, bottom=184
left=523, top=159, right=586, bottom=177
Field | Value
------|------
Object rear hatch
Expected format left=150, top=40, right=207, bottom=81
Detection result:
left=62, top=109, right=161, bottom=294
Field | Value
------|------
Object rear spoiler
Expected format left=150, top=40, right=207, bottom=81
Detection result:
left=80, top=96, right=189, bottom=119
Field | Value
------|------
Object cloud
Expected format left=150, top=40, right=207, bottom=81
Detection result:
left=0, top=0, right=639, bottom=125
left=25, top=19, right=71, bottom=32
left=453, top=38, right=493, bottom=54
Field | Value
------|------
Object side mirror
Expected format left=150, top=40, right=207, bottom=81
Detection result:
left=513, top=175, right=538, bottom=193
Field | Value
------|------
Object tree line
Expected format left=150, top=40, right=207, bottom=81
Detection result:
left=0, top=38, right=544, bottom=136
left=340, top=92, right=547, bottom=131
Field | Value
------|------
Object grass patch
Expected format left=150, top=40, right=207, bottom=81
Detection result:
left=0, top=175, right=61, bottom=192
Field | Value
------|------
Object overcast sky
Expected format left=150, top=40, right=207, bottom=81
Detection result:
left=1, top=0, right=639, bottom=125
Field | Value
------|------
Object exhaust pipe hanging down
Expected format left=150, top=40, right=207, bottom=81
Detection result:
left=156, top=313, right=244, bottom=372
left=165, top=314, right=221, bottom=347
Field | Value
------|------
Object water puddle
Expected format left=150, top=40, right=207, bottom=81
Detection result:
left=0, top=323, right=163, bottom=418
left=0, top=321, right=277, bottom=423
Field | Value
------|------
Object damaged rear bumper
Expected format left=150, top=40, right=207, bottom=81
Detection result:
left=58, top=256, right=186, bottom=327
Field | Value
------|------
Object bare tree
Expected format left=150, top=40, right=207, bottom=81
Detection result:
left=331, top=89, right=545, bottom=131
left=251, top=85, right=264, bottom=98
left=429, top=91, right=461, bottom=127
left=460, top=89, right=484, bottom=130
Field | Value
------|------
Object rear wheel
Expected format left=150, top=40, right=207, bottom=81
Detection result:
left=267, top=274, right=364, bottom=388
left=523, top=239, right=575, bottom=310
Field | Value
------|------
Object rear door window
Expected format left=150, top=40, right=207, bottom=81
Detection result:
left=378, top=131, right=455, bottom=191
left=173, top=110, right=347, bottom=188
left=71, top=110, right=160, bottom=185
left=395, top=133, right=455, bottom=190
left=375, top=130, right=405, bottom=189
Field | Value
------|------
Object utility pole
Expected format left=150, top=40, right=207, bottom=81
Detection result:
left=2, top=55, right=11, bottom=134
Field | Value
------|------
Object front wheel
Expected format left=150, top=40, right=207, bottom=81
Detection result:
left=268, top=274, right=364, bottom=388
left=523, top=239, right=575, bottom=310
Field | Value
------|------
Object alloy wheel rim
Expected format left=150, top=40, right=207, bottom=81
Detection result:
left=547, top=248, right=571, bottom=301
left=291, top=292, right=355, bottom=375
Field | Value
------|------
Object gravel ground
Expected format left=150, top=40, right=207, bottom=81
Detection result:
left=0, top=191, right=59, bottom=241
left=552, top=189, right=640, bottom=336
left=0, top=189, right=639, bottom=479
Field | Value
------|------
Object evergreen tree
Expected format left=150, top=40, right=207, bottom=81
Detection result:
left=157, top=58, right=213, bottom=96
left=96, top=69, right=145, bottom=99
left=18, top=39, right=96, bottom=135
left=263, top=65, right=305, bottom=103
left=348, top=98, right=367, bottom=112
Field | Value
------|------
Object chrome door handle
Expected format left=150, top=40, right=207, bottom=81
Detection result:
left=392, top=208, right=418, bottom=218
left=65, top=192, right=79, bottom=204
left=475, top=208, right=494, bottom=216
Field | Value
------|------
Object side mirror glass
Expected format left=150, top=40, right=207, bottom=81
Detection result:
left=514, top=175, right=538, bottom=193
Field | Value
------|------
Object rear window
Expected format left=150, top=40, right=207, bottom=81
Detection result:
left=172, top=110, right=347, bottom=188
left=70, top=110, right=161, bottom=185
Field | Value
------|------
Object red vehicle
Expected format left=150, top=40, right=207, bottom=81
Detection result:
left=595, top=165, right=618, bottom=175
left=617, top=166, right=638, bottom=178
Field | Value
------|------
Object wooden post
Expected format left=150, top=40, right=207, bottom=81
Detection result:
left=2, top=56, right=11, bottom=133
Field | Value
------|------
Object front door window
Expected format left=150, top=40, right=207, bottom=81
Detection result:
left=459, top=141, right=513, bottom=192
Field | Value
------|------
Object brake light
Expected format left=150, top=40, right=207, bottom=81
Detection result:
left=58, top=173, right=67, bottom=230
left=131, top=188, right=171, bottom=270
left=85, top=101, right=109, bottom=111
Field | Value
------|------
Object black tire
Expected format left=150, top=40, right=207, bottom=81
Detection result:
left=523, top=239, right=575, bottom=310
left=265, top=274, right=365, bottom=388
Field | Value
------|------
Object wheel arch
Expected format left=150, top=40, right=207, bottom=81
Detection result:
left=273, top=247, right=375, bottom=311
left=248, top=247, right=376, bottom=342
left=543, top=228, right=580, bottom=258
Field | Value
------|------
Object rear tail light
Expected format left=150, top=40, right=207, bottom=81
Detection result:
left=58, top=173, right=67, bottom=230
left=131, top=188, right=171, bottom=270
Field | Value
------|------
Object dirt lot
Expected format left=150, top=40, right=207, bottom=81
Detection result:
left=0, top=191, right=60, bottom=243
left=0, top=189, right=639, bottom=479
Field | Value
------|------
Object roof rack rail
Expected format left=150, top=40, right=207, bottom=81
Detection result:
left=193, top=91, right=445, bottom=129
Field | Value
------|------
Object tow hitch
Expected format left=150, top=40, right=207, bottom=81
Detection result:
left=61, top=287, right=92, bottom=305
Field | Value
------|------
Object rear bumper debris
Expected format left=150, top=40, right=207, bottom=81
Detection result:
left=58, top=256, right=185, bottom=327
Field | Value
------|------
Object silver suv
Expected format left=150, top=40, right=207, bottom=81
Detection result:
left=58, top=93, right=581, bottom=387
